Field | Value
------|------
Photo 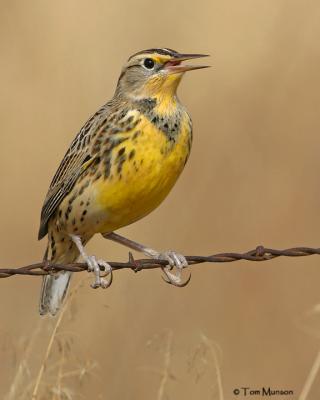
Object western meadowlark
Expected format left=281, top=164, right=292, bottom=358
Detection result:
left=38, top=48, right=209, bottom=316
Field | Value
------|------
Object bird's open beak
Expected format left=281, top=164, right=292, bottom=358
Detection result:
left=164, top=53, right=210, bottom=74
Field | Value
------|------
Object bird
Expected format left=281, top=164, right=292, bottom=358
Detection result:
left=38, top=48, right=209, bottom=316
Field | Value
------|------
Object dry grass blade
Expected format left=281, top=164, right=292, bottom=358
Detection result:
left=31, top=279, right=83, bottom=400
left=5, top=321, right=42, bottom=400
left=157, top=330, right=173, bottom=400
left=200, top=334, right=224, bottom=400
left=299, top=350, right=320, bottom=400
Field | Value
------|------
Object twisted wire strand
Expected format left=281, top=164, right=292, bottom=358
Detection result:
left=0, top=245, right=319, bottom=279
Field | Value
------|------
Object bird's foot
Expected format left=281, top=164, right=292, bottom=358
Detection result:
left=70, top=234, right=112, bottom=289
left=154, top=250, right=191, bottom=287
left=101, top=233, right=191, bottom=287
left=85, top=255, right=113, bottom=289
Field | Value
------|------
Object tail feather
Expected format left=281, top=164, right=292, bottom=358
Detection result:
left=38, top=232, right=80, bottom=316
left=39, top=272, right=72, bottom=316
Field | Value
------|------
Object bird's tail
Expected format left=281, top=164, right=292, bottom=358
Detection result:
left=39, top=271, right=72, bottom=316
left=39, top=233, right=80, bottom=316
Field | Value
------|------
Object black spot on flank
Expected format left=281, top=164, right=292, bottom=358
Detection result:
left=117, top=163, right=124, bottom=175
left=58, top=210, right=62, bottom=217
left=72, top=218, right=76, bottom=225
left=93, top=171, right=102, bottom=181
left=118, top=147, right=125, bottom=157
left=79, top=181, right=89, bottom=195
left=140, top=159, right=144, bottom=165
left=127, top=115, right=133, bottom=124
left=52, top=249, right=56, bottom=258
left=65, top=212, right=69, bottom=221
left=69, top=243, right=73, bottom=250
left=82, top=210, right=87, bottom=216
left=86, top=200, right=90, bottom=206
left=68, top=193, right=77, bottom=205
left=105, top=158, right=111, bottom=178
left=129, top=149, right=135, bottom=160
left=80, top=201, right=84, bottom=206
left=164, top=123, right=168, bottom=129
left=117, top=153, right=127, bottom=175
left=133, top=131, right=141, bottom=140
left=74, top=227, right=78, bottom=232
left=80, top=217, right=84, bottom=222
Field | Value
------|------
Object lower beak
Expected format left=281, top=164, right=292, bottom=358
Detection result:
left=164, top=53, right=210, bottom=74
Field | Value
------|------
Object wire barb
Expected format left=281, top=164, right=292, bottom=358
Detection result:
left=1, top=245, right=320, bottom=287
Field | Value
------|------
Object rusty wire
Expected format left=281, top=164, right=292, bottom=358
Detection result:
left=0, top=245, right=319, bottom=281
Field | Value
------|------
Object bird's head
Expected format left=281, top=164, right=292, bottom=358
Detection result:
left=115, top=48, right=209, bottom=101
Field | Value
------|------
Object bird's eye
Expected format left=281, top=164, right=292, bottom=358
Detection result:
left=143, top=58, right=155, bottom=69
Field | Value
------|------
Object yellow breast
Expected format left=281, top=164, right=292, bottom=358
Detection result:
left=94, top=112, right=192, bottom=233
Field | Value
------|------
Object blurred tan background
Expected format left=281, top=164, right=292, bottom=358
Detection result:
left=1, top=0, right=320, bottom=398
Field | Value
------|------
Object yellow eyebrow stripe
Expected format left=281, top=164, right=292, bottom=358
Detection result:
left=151, top=55, right=172, bottom=64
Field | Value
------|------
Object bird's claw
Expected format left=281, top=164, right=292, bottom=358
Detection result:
left=156, top=250, right=191, bottom=287
left=161, top=271, right=192, bottom=287
left=85, top=255, right=113, bottom=289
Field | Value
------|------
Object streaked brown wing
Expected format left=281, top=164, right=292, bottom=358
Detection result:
left=38, top=104, right=110, bottom=239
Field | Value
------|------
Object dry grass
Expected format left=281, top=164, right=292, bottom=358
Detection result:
left=299, top=350, right=320, bottom=400
left=6, top=303, right=225, bottom=399
left=157, top=330, right=173, bottom=400
left=5, top=322, right=42, bottom=400
left=31, top=279, right=84, bottom=399
left=5, top=278, right=99, bottom=400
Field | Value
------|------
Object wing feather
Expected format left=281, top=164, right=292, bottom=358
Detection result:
left=38, top=104, right=110, bottom=239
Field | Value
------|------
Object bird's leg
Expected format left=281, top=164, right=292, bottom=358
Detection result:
left=102, top=232, right=190, bottom=287
left=70, top=234, right=112, bottom=289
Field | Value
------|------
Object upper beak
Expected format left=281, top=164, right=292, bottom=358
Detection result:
left=164, top=53, right=210, bottom=73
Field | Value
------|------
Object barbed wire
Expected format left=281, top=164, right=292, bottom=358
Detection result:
left=0, top=245, right=319, bottom=281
